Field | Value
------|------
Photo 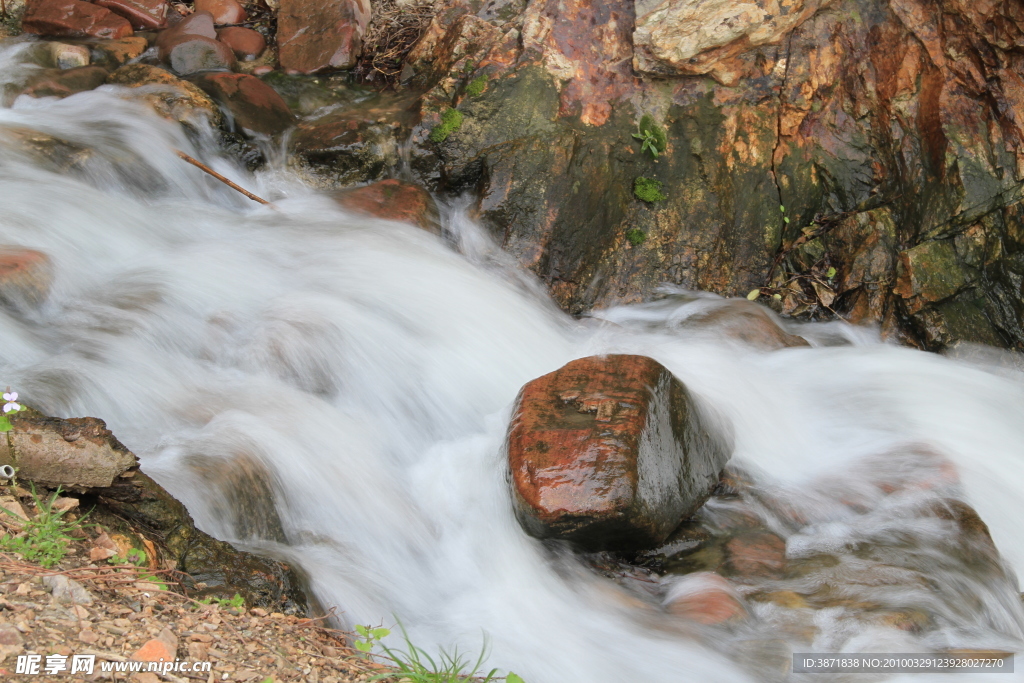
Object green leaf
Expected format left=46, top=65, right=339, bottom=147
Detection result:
left=826, top=266, right=837, bottom=278
left=355, top=640, right=372, bottom=652
left=779, top=205, right=786, bottom=212
left=0, top=416, right=10, bottom=432
left=746, top=289, right=761, bottom=300
left=772, top=293, right=782, bottom=300
left=783, top=216, right=790, bottom=223
left=355, top=624, right=369, bottom=636
left=371, top=628, right=390, bottom=639
left=507, top=674, right=525, bottom=683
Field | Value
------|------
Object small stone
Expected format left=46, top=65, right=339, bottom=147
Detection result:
left=188, top=641, right=208, bottom=659
left=0, top=622, right=25, bottom=661
left=154, top=11, right=217, bottom=56
left=163, top=35, right=236, bottom=74
left=78, top=629, right=100, bottom=644
left=131, top=629, right=177, bottom=662
left=92, top=36, right=150, bottom=66
left=0, top=497, right=29, bottom=530
left=751, top=590, right=809, bottom=609
left=94, top=0, right=168, bottom=29
left=663, top=572, right=747, bottom=624
left=43, top=575, right=95, bottom=606
left=52, top=496, right=79, bottom=512
left=216, top=26, right=266, bottom=60
left=194, top=0, right=246, bottom=25
left=48, top=42, right=91, bottom=69
left=22, top=0, right=134, bottom=39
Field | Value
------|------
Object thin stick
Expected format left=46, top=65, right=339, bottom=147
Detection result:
left=174, top=150, right=270, bottom=205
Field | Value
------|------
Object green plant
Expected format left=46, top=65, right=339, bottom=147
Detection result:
left=354, top=621, right=524, bottom=683
left=109, top=547, right=169, bottom=590
left=465, top=74, right=489, bottom=98
left=0, top=389, right=25, bottom=432
left=625, top=228, right=647, bottom=246
left=429, top=109, right=464, bottom=143
left=779, top=204, right=790, bottom=224
left=198, top=593, right=245, bottom=609
left=632, top=115, right=667, bottom=158
left=0, top=485, right=85, bottom=568
left=633, top=177, right=666, bottom=203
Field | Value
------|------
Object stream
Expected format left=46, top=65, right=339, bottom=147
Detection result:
left=1, top=38, right=1024, bottom=682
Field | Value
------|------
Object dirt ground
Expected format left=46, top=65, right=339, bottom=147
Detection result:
left=0, top=483, right=392, bottom=682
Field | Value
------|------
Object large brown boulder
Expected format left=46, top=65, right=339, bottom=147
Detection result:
left=507, top=355, right=730, bottom=551
left=22, top=0, right=133, bottom=39
left=277, top=0, right=371, bottom=74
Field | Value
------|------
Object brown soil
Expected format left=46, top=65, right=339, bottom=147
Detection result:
left=0, top=483, right=392, bottom=682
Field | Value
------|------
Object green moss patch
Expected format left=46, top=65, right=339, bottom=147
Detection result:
left=466, top=74, right=489, bottom=97
left=429, top=108, right=464, bottom=143
left=626, top=228, right=647, bottom=245
left=634, top=177, right=667, bottom=203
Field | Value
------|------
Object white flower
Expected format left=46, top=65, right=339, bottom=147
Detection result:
left=3, top=391, right=20, bottom=414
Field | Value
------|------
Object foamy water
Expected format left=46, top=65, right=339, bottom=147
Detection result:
left=1, top=39, right=1022, bottom=682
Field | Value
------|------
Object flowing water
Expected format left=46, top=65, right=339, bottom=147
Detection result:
left=1, top=39, right=1024, bottom=682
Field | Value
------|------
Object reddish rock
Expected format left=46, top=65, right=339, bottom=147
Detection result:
left=163, top=35, right=237, bottom=75
left=333, top=180, right=441, bottom=234
left=0, top=248, right=53, bottom=309
left=277, top=0, right=370, bottom=74
left=194, top=0, right=246, bottom=25
left=22, top=0, right=133, bottom=39
left=131, top=628, right=177, bottom=662
left=189, top=72, right=295, bottom=136
left=17, top=65, right=109, bottom=98
left=724, top=531, right=787, bottom=579
left=217, top=26, right=266, bottom=61
left=154, top=10, right=216, bottom=56
left=664, top=572, right=747, bottom=625
left=94, top=0, right=168, bottom=30
left=508, top=354, right=729, bottom=551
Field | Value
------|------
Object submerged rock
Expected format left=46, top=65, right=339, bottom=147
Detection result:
left=0, top=246, right=53, bottom=310
left=332, top=179, right=441, bottom=234
left=47, top=42, right=91, bottom=69
left=106, top=64, right=225, bottom=130
left=17, top=65, right=109, bottom=98
left=508, top=354, right=730, bottom=551
left=663, top=571, right=747, bottom=624
left=190, top=72, right=295, bottom=137
left=22, top=0, right=134, bottom=39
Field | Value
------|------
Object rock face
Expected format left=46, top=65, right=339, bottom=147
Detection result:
left=400, top=0, right=1024, bottom=351
left=508, top=355, right=729, bottom=551
left=277, top=0, right=371, bottom=74
left=22, top=0, right=133, bottom=39
left=0, top=413, right=138, bottom=489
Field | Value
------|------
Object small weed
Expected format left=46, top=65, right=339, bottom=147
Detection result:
left=632, top=114, right=667, bottom=158
left=109, top=548, right=169, bottom=590
left=429, top=108, right=464, bottom=143
left=633, top=177, right=666, bottom=203
left=625, top=228, right=647, bottom=246
left=465, top=74, right=489, bottom=98
left=198, top=593, right=245, bottom=610
left=779, top=204, right=790, bottom=224
left=0, top=485, right=86, bottom=569
left=354, top=621, right=524, bottom=683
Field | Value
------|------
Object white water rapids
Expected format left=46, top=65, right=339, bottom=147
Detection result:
left=2, top=39, right=1024, bottom=682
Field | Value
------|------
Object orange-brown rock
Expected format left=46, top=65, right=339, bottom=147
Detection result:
left=194, top=0, right=246, bottom=25
left=217, top=26, right=266, bottom=61
left=94, top=0, right=168, bottom=30
left=22, top=0, right=133, bottom=39
left=17, top=66, right=109, bottom=99
left=508, top=355, right=729, bottom=551
left=277, top=0, right=370, bottom=74
left=664, top=572, right=748, bottom=624
left=189, top=72, right=295, bottom=136
left=0, top=247, right=53, bottom=309
left=154, top=10, right=217, bottom=57
left=681, top=300, right=810, bottom=350
left=332, top=180, right=441, bottom=234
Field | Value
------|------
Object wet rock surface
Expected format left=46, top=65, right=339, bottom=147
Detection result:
left=217, top=26, right=266, bottom=61
left=17, top=65, right=109, bottom=98
left=190, top=71, right=295, bottom=136
left=332, top=179, right=441, bottom=234
left=106, top=63, right=225, bottom=130
left=508, top=354, right=729, bottom=551
left=94, top=0, right=168, bottom=30
left=0, top=246, right=53, bottom=310
left=277, top=0, right=370, bottom=74
left=22, top=0, right=134, bottom=39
